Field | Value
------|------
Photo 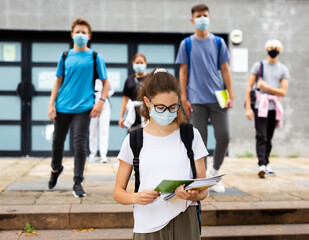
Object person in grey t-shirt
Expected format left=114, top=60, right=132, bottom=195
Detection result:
left=245, top=39, right=289, bottom=179
left=176, top=3, right=234, bottom=193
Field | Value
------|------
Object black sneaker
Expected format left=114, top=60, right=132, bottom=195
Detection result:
left=72, top=182, right=87, bottom=198
left=48, top=165, right=64, bottom=189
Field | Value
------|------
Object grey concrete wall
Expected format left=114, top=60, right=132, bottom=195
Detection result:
left=1, top=0, right=308, bottom=157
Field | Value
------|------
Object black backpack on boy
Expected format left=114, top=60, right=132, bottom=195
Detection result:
left=129, top=123, right=202, bottom=233
left=62, top=50, right=99, bottom=90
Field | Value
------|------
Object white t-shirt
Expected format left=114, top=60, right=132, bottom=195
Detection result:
left=117, top=127, right=208, bottom=233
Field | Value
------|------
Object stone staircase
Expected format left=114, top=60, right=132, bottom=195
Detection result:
left=1, top=201, right=309, bottom=239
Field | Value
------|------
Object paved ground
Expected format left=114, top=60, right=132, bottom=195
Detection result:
left=0, top=156, right=308, bottom=205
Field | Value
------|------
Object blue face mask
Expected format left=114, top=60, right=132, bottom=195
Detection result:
left=73, top=33, right=89, bottom=47
left=133, top=64, right=146, bottom=74
left=149, top=108, right=177, bottom=126
left=195, top=17, right=210, bottom=31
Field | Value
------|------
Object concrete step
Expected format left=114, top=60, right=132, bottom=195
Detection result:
left=1, top=201, right=309, bottom=230
left=1, top=224, right=309, bottom=240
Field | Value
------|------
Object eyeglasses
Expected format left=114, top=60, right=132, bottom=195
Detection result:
left=149, top=100, right=181, bottom=113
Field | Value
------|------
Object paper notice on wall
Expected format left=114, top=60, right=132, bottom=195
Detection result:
left=107, top=71, right=121, bottom=90
left=38, top=72, right=56, bottom=90
left=231, top=48, right=248, bottom=72
left=3, top=44, right=16, bottom=61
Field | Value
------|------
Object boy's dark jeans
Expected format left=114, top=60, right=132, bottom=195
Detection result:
left=254, top=109, right=277, bottom=166
left=51, top=110, right=91, bottom=183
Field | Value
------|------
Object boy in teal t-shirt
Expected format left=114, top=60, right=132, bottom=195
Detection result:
left=48, top=18, right=110, bottom=198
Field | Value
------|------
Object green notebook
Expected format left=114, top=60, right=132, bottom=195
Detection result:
left=154, top=180, right=194, bottom=194
left=154, top=174, right=225, bottom=194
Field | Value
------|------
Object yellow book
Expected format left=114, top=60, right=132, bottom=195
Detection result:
left=215, top=90, right=229, bottom=108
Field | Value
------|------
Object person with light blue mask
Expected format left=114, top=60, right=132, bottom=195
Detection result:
left=176, top=3, right=234, bottom=193
left=48, top=18, right=110, bottom=198
left=114, top=68, right=208, bottom=239
left=119, top=53, right=148, bottom=131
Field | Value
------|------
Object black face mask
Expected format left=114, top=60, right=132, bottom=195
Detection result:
left=268, top=49, right=279, bottom=58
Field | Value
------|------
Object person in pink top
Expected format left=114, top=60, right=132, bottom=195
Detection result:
left=245, top=39, right=289, bottom=178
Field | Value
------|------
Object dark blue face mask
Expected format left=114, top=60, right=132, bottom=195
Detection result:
left=268, top=49, right=279, bottom=58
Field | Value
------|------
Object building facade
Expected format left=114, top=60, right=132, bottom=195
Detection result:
left=0, top=0, right=308, bottom=157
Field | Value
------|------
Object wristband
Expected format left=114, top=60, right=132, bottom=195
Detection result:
left=99, top=97, right=106, bottom=102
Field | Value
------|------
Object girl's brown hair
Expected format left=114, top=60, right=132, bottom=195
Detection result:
left=137, top=68, right=187, bottom=127
left=132, top=53, right=147, bottom=63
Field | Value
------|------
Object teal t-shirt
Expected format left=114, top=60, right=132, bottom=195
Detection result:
left=55, top=49, right=107, bottom=113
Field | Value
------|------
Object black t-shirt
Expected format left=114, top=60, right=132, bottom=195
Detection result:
left=123, top=74, right=147, bottom=101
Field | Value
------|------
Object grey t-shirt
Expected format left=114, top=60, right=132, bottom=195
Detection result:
left=250, top=60, right=289, bottom=110
left=175, top=34, right=230, bottom=104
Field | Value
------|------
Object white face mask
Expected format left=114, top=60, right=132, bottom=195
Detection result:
left=149, top=107, right=177, bottom=126
left=133, top=64, right=146, bottom=74
left=195, top=17, right=210, bottom=31
left=73, top=33, right=89, bottom=47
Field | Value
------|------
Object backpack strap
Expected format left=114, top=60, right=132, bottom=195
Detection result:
left=62, top=51, right=68, bottom=80
left=214, top=35, right=222, bottom=71
left=92, top=51, right=99, bottom=91
left=180, top=123, right=202, bottom=234
left=184, top=36, right=192, bottom=74
left=180, top=123, right=196, bottom=179
left=92, top=51, right=98, bottom=80
left=214, top=35, right=227, bottom=90
left=129, top=128, right=143, bottom=193
left=259, top=61, right=264, bottom=79
left=256, top=61, right=264, bottom=85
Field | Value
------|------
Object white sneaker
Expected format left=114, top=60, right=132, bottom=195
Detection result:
left=208, top=168, right=225, bottom=193
left=258, top=165, right=266, bottom=178
left=88, top=154, right=96, bottom=163
left=266, top=165, right=275, bottom=176
left=209, top=181, right=225, bottom=193
left=100, top=156, right=108, bottom=164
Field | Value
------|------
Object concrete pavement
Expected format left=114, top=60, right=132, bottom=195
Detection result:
left=0, top=156, right=308, bottom=205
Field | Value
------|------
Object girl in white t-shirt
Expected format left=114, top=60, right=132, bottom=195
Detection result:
left=113, top=68, right=208, bottom=240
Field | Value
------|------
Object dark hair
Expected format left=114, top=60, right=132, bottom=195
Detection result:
left=137, top=68, right=187, bottom=127
left=71, top=18, right=92, bottom=34
left=191, top=3, right=209, bottom=16
left=132, top=53, right=147, bottom=62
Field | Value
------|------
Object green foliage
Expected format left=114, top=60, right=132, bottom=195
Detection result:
left=25, top=222, right=36, bottom=233
left=236, top=151, right=254, bottom=158
left=270, top=153, right=279, bottom=158
left=287, top=153, right=299, bottom=158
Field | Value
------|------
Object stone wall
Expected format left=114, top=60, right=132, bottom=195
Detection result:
left=1, top=0, right=308, bottom=156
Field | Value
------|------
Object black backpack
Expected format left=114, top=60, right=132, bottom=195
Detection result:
left=62, top=50, right=99, bottom=90
left=129, top=123, right=202, bottom=233
left=250, top=61, right=264, bottom=108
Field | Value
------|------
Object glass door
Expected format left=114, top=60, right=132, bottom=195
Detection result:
left=0, top=41, right=23, bottom=156
left=30, top=42, right=71, bottom=156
